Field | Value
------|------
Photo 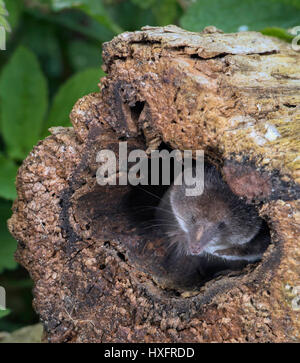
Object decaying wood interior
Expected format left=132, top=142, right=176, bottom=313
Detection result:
left=8, top=25, right=300, bottom=342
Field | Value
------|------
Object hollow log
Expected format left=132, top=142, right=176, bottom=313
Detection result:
left=8, top=25, right=300, bottom=342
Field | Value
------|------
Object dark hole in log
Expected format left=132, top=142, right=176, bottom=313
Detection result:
left=75, top=143, right=271, bottom=293
left=124, top=143, right=175, bottom=229
left=130, top=101, right=145, bottom=123
left=283, top=103, right=297, bottom=108
left=117, top=252, right=126, bottom=261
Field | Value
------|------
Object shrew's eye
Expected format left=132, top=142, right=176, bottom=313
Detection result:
left=218, top=222, right=226, bottom=229
left=191, top=216, right=196, bottom=224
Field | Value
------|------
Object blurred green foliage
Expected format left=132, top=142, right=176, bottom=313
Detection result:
left=181, top=0, right=300, bottom=32
left=0, top=0, right=299, bottom=332
left=0, top=1, right=11, bottom=33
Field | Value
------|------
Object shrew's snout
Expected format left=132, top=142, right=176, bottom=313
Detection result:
left=189, top=225, right=217, bottom=255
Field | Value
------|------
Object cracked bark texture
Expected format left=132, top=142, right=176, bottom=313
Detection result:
left=8, top=25, right=300, bottom=342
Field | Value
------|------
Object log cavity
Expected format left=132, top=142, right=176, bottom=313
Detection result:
left=73, top=144, right=271, bottom=293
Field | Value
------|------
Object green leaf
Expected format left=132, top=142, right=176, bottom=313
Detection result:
left=0, top=154, right=17, bottom=200
left=106, top=1, right=157, bottom=31
left=152, top=0, right=182, bottom=26
left=0, top=46, right=48, bottom=161
left=0, top=13, right=10, bottom=32
left=5, top=0, right=23, bottom=30
left=261, top=26, right=294, bottom=41
left=0, top=309, right=10, bottom=319
left=0, top=200, right=18, bottom=274
left=25, top=7, right=114, bottom=43
left=127, top=0, right=182, bottom=26
left=68, top=40, right=102, bottom=71
left=180, top=0, right=300, bottom=33
left=43, top=67, right=105, bottom=135
left=51, top=0, right=83, bottom=10
left=21, top=18, right=63, bottom=79
left=0, top=0, right=10, bottom=32
left=51, top=0, right=123, bottom=34
left=0, top=1, right=7, bottom=15
left=278, top=0, right=300, bottom=9
left=34, top=0, right=52, bottom=4
left=130, top=0, right=156, bottom=9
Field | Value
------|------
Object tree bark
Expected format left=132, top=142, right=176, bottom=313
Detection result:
left=8, top=25, right=300, bottom=342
